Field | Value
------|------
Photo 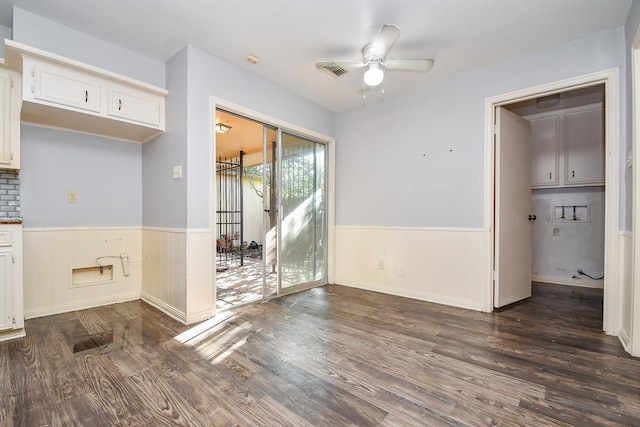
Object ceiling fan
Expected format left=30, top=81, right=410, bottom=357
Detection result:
left=316, top=24, right=434, bottom=87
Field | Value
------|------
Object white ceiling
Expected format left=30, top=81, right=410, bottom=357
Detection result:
left=0, top=0, right=633, bottom=113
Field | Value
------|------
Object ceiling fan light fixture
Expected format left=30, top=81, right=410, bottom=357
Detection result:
left=215, top=123, right=232, bottom=134
left=364, top=63, right=384, bottom=86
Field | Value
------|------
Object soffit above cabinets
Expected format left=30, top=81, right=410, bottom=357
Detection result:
left=4, top=39, right=167, bottom=143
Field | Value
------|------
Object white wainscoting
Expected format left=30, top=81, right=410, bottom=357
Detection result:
left=618, top=231, right=632, bottom=351
left=141, top=227, right=187, bottom=323
left=334, top=226, right=487, bottom=311
left=141, top=227, right=214, bottom=325
left=185, top=229, right=215, bottom=324
left=23, top=227, right=142, bottom=319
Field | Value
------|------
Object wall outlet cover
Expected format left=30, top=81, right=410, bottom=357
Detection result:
left=68, top=191, right=78, bottom=203
left=173, top=165, right=183, bottom=179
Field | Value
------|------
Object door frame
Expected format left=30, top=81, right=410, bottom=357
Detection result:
left=209, top=97, right=336, bottom=313
left=483, top=68, right=620, bottom=335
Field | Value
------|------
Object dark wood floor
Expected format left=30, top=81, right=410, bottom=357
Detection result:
left=1, top=282, right=638, bottom=426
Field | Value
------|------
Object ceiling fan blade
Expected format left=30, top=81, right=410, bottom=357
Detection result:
left=371, top=24, right=401, bottom=58
left=384, top=58, right=434, bottom=72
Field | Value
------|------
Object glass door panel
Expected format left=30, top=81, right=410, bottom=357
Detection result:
left=280, top=131, right=327, bottom=289
left=262, top=126, right=279, bottom=299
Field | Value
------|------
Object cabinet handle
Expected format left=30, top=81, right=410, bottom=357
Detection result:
left=85, top=90, right=88, bottom=103
left=118, top=99, right=122, bottom=111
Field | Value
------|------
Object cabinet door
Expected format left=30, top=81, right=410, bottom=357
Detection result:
left=0, top=70, right=12, bottom=167
left=0, top=249, right=13, bottom=331
left=530, top=116, right=559, bottom=188
left=31, top=60, right=101, bottom=113
left=107, top=84, right=161, bottom=126
left=565, top=108, right=604, bottom=185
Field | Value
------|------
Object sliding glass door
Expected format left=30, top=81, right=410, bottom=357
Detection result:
left=214, top=108, right=327, bottom=307
left=280, top=131, right=327, bottom=290
left=262, top=129, right=327, bottom=296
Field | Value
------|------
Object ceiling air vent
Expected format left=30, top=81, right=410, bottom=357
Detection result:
left=319, top=62, right=351, bottom=78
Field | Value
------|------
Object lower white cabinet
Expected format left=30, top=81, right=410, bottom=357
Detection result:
left=0, top=247, right=13, bottom=330
left=0, top=225, right=24, bottom=341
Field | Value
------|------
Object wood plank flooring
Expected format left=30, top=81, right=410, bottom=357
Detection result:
left=1, top=282, right=638, bottom=426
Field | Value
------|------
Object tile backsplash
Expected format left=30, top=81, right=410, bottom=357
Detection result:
left=0, top=170, right=20, bottom=218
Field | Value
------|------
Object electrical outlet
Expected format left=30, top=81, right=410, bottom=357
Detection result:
left=552, top=228, right=560, bottom=237
left=397, top=266, right=404, bottom=277
left=68, top=191, right=78, bottom=203
left=377, top=260, right=384, bottom=270
left=173, top=165, right=183, bottom=179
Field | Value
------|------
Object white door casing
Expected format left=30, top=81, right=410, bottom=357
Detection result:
left=484, top=68, right=619, bottom=336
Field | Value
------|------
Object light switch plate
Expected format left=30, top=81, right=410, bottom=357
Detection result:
left=173, top=165, right=182, bottom=179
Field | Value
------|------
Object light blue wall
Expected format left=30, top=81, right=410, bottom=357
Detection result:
left=142, top=46, right=188, bottom=228
left=20, top=125, right=142, bottom=227
left=184, top=46, right=334, bottom=229
left=0, top=24, right=11, bottom=58
left=12, top=8, right=165, bottom=228
left=335, top=27, right=627, bottom=229
left=12, top=8, right=164, bottom=86
left=141, top=45, right=334, bottom=229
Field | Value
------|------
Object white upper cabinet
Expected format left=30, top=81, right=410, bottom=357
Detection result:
left=530, top=116, right=559, bottom=187
left=0, top=66, right=20, bottom=170
left=4, top=40, right=167, bottom=143
left=528, top=103, right=604, bottom=189
left=106, top=83, right=161, bottom=127
left=32, top=60, right=101, bottom=113
left=565, top=108, right=605, bottom=186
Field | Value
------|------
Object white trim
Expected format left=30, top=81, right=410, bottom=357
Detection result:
left=334, top=225, right=484, bottom=233
left=24, top=292, right=140, bottom=320
left=632, top=47, right=640, bottom=356
left=532, top=274, right=603, bottom=289
left=0, top=329, right=26, bottom=343
left=341, top=280, right=485, bottom=312
left=141, top=226, right=186, bottom=233
left=24, top=225, right=141, bottom=232
left=619, top=325, right=631, bottom=352
left=484, top=68, right=620, bottom=335
left=141, top=292, right=187, bottom=324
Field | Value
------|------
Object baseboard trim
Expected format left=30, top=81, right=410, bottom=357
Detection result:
left=0, top=328, right=26, bottom=343
left=618, top=326, right=631, bottom=352
left=141, top=292, right=187, bottom=324
left=532, top=274, right=604, bottom=289
left=337, top=281, right=485, bottom=312
left=24, top=292, right=141, bottom=320
left=185, top=308, right=214, bottom=325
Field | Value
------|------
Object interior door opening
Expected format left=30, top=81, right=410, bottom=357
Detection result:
left=214, top=109, right=328, bottom=311
left=495, top=84, right=606, bottom=326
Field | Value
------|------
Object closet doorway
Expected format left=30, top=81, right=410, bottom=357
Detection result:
left=487, top=69, right=620, bottom=335
left=214, top=109, right=328, bottom=311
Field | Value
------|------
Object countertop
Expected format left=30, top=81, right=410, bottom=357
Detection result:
left=0, top=217, right=23, bottom=224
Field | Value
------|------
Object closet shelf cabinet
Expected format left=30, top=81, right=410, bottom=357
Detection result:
left=530, top=104, right=604, bottom=189
left=4, top=40, right=167, bottom=143
left=0, top=65, right=21, bottom=170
